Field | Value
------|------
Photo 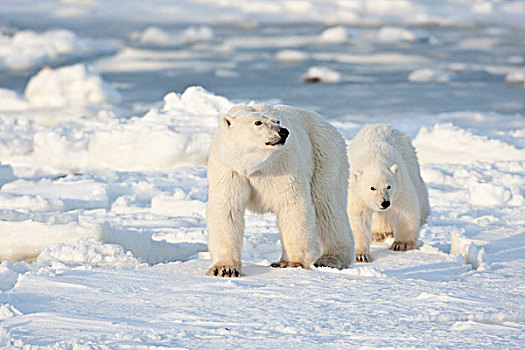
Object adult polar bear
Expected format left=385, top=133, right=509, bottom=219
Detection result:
left=206, top=104, right=354, bottom=277
left=348, top=124, right=430, bottom=262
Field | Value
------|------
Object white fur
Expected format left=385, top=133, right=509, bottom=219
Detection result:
left=348, top=124, right=430, bottom=262
left=206, top=104, right=354, bottom=276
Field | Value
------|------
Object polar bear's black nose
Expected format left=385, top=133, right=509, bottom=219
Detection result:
left=381, top=201, right=390, bottom=209
left=278, top=128, right=289, bottom=139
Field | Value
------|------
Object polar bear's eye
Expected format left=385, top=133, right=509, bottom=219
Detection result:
left=275, top=120, right=280, bottom=124
left=255, top=121, right=262, bottom=126
left=370, top=187, right=376, bottom=191
left=387, top=185, right=391, bottom=189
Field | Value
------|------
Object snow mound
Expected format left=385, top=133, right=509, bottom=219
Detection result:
left=181, top=26, right=214, bottom=43
left=131, top=25, right=214, bottom=45
left=36, top=237, right=141, bottom=268
left=319, top=26, right=348, bottom=43
left=3, top=86, right=233, bottom=174
left=24, top=64, right=121, bottom=108
left=505, top=71, right=525, bottom=87
left=377, top=26, right=417, bottom=43
left=131, top=26, right=172, bottom=45
left=32, top=126, right=92, bottom=173
left=88, top=86, right=234, bottom=171
left=160, top=85, right=233, bottom=116
left=303, top=66, right=341, bottom=83
left=0, top=29, right=116, bottom=71
left=275, top=50, right=309, bottom=63
left=0, top=88, right=29, bottom=111
left=0, top=220, right=101, bottom=262
left=468, top=183, right=512, bottom=207
left=413, top=124, right=525, bottom=164
left=408, top=68, right=449, bottom=82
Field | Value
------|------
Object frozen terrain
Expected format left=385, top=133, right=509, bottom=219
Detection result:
left=0, top=0, right=524, bottom=348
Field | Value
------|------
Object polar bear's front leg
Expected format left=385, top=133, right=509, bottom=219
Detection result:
left=206, top=172, right=251, bottom=277
left=349, top=202, right=373, bottom=262
left=273, top=197, right=319, bottom=269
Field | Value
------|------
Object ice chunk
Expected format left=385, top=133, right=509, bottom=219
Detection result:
left=414, top=124, right=525, bottom=164
left=275, top=49, right=309, bottom=63
left=319, top=26, right=348, bottom=43
left=36, top=237, right=141, bottom=268
left=505, top=71, right=525, bottom=87
left=408, top=68, right=449, bottom=82
left=0, top=220, right=101, bottom=262
left=303, top=66, right=341, bottom=83
left=377, top=26, right=417, bottom=43
left=88, top=86, right=234, bottom=171
left=24, top=64, right=121, bottom=108
left=0, top=88, right=29, bottom=111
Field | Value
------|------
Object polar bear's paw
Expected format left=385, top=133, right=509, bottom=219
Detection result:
left=314, top=255, right=348, bottom=270
left=355, top=251, right=373, bottom=263
left=390, top=241, right=416, bottom=251
left=372, top=231, right=393, bottom=242
left=206, top=264, right=242, bottom=277
left=270, top=260, right=307, bottom=269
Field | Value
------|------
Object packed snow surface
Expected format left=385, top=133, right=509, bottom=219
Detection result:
left=0, top=0, right=524, bottom=348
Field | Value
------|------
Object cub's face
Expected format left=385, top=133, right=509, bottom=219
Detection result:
left=216, top=108, right=289, bottom=175
left=352, top=164, right=399, bottom=211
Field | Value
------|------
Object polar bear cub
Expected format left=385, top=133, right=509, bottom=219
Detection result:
left=348, top=124, right=430, bottom=262
left=206, top=104, right=354, bottom=277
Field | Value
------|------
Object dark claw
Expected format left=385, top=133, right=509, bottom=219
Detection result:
left=213, top=268, right=218, bottom=276
left=355, top=254, right=372, bottom=263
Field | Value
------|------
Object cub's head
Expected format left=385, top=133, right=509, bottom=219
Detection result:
left=216, top=105, right=289, bottom=175
left=351, top=164, right=399, bottom=211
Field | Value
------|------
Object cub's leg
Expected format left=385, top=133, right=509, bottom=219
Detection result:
left=349, top=203, right=373, bottom=263
left=389, top=200, right=420, bottom=251
left=371, top=212, right=393, bottom=242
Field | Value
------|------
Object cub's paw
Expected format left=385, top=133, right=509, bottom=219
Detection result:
left=372, top=231, right=393, bottom=242
left=390, top=241, right=416, bottom=251
left=270, top=260, right=307, bottom=269
left=355, top=251, right=373, bottom=263
left=314, top=255, right=348, bottom=270
left=206, top=264, right=242, bottom=277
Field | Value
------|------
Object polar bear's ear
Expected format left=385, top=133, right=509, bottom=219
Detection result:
left=351, top=170, right=362, bottom=180
left=390, top=164, right=398, bottom=174
left=221, top=114, right=232, bottom=129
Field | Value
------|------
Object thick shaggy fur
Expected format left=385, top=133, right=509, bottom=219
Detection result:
left=348, top=124, right=430, bottom=262
left=206, top=104, right=354, bottom=277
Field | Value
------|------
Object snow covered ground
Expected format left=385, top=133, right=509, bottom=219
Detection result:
left=0, top=0, right=524, bottom=348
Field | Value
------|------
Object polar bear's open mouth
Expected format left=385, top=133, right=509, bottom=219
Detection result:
left=265, top=138, right=286, bottom=146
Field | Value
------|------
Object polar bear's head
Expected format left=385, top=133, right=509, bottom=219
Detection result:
left=215, top=105, right=289, bottom=175
left=351, top=164, right=399, bottom=211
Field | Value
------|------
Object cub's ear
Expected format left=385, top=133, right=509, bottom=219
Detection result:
left=221, top=114, right=232, bottom=129
left=390, top=164, right=398, bottom=174
left=351, top=170, right=363, bottom=181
